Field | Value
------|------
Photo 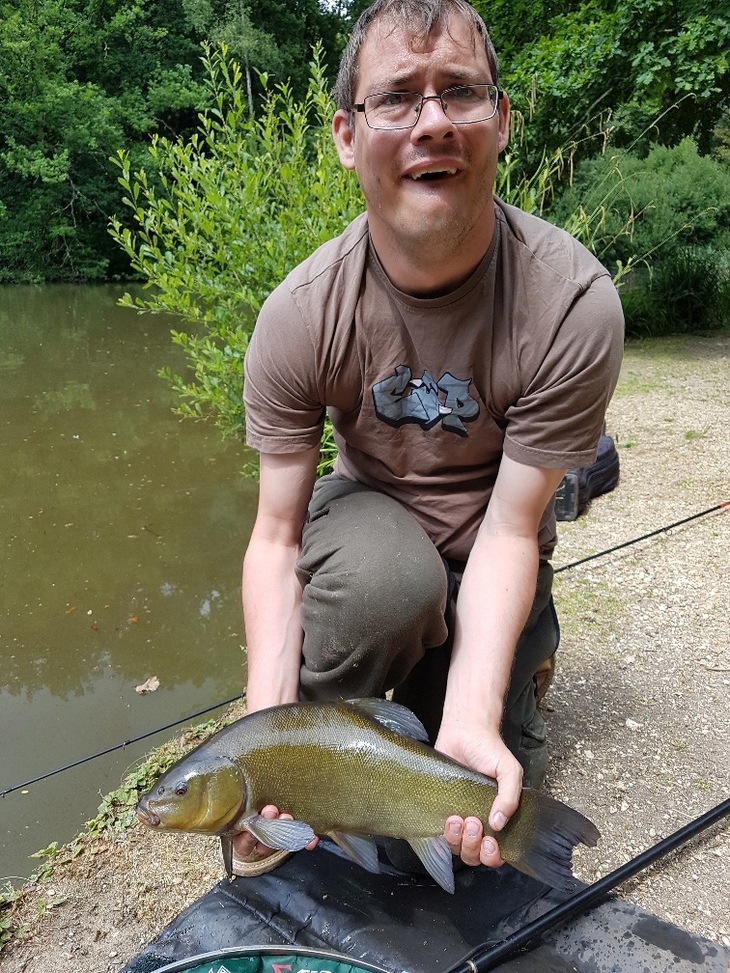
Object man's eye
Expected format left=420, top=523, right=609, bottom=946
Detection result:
left=377, top=92, right=409, bottom=108
left=451, top=86, right=479, bottom=100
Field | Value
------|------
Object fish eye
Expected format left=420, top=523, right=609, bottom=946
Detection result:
left=175, top=783, right=188, bottom=796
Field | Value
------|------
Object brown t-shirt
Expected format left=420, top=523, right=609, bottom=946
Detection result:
left=244, top=199, right=624, bottom=561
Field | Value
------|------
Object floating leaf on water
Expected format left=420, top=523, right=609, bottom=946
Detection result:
left=135, top=676, right=160, bottom=694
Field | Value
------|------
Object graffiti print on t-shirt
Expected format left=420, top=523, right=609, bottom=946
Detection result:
left=372, top=365, right=479, bottom=438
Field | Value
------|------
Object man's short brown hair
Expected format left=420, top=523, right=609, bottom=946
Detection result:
left=333, top=0, right=500, bottom=111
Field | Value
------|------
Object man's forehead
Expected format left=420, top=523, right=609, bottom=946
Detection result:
left=357, top=15, right=488, bottom=89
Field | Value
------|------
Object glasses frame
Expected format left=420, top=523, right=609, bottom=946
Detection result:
left=352, top=84, right=503, bottom=131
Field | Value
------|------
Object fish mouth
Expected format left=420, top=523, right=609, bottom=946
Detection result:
left=136, top=803, right=161, bottom=828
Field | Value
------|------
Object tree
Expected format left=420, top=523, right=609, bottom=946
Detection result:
left=209, top=4, right=284, bottom=114
left=0, top=0, right=348, bottom=282
left=500, top=0, right=730, bottom=161
left=0, top=0, right=126, bottom=280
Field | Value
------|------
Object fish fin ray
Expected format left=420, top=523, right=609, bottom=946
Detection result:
left=509, top=793, right=600, bottom=892
left=241, top=812, right=315, bottom=852
left=408, top=836, right=455, bottom=894
left=345, top=698, right=429, bottom=742
left=327, top=831, right=381, bottom=873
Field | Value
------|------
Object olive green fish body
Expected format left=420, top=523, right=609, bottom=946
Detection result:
left=137, top=699, right=598, bottom=893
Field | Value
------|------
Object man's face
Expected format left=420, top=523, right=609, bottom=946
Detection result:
left=332, top=14, right=509, bottom=270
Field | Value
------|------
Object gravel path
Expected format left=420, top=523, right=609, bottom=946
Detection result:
left=1, top=334, right=728, bottom=971
left=547, top=335, right=730, bottom=947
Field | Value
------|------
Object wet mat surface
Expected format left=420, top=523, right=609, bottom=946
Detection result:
left=121, top=842, right=729, bottom=973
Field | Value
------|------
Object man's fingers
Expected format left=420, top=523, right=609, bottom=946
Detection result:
left=479, top=833, right=504, bottom=869
left=232, top=829, right=258, bottom=856
left=444, top=815, right=504, bottom=868
left=444, top=815, right=463, bottom=856
left=489, top=759, right=523, bottom=831
left=461, top=816, right=484, bottom=866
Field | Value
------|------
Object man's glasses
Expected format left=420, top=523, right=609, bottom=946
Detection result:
left=352, top=84, right=502, bottom=131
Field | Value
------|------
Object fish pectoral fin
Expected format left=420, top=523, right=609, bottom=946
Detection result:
left=408, top=836, right=455, bottom=894
left=241, top=812, right=315, bottom=852
left=327, top=831, right=380, bottom=874
left=346, top=698, right=429, bottom=742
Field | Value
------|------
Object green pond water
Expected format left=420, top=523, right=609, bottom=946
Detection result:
left=0, top=285, right=258, bottom=883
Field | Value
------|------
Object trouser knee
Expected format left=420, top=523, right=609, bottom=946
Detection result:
left=296, top=476, right=448, bottom=700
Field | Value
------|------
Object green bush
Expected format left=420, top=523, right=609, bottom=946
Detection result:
left=110, top=44, right=365, bottom=445
left=550, top=138, right=730, bottom=270
left=548, top=138, right=730, bottom=336
left=621, top=247, right=730, bottom=338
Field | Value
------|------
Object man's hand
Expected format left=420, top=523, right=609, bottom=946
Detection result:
left=434, top=722, right=523, bottom=869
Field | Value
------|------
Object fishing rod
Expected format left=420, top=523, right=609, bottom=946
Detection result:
left=4, top=501, right=727, bottom=799
left=0, top=693, right=244, bottom=799
left=555, top=499, right=728, bottom=574
left=448, top=796, right=730, bottom=973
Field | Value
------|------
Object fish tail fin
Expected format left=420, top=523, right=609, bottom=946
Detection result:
left=509, top=793, right=600, bottom=893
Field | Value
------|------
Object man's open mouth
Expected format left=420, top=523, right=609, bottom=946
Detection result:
left=409, top=167, right=458, bottom=180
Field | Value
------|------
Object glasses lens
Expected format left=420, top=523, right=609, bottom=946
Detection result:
left=364, top=91, right=422, bottom=129
left=362, top=86, right=498, bottom=129
left=442, top=85, right=498, bottom=123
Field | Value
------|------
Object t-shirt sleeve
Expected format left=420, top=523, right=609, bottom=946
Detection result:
left=243, top=283, right=326, bottom=453
left=503, top=273, right=624, bottom=469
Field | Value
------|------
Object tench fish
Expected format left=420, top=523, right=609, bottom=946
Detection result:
left=136, top=698, right=599, bottom=893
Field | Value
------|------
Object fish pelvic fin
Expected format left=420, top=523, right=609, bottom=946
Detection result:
left=508, top=792, right=600, bottom=893
left=409, top=836, right=455, bottom=894
left=327, top=831, right=381, bottom=874
left=345, top=698, right=429, bottom=742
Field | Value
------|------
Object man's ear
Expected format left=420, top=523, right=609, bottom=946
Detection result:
left=497, top=91, right=510, bottom=154
left=332, top=109, right=357, bottom=171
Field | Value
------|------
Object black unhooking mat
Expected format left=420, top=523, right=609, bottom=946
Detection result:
left=121, top=840, right=729, bottom=973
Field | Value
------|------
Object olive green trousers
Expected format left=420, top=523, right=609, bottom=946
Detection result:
left=295, top=474, right=558, bottom=788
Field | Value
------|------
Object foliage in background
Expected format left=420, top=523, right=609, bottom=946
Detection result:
left=547, top=137, right=730, bottom=336
left=484, top=0, right=730, bottom=164
left=3, top=0, right=729, bottom=282
left=619, top=248, right=730, bottom=337
left=0, top=0, right=345, bottom=282
left=110, top=45, right=364, bottom=446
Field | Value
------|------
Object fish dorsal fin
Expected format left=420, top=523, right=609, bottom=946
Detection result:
left=346, top=698, right=429, bottom=742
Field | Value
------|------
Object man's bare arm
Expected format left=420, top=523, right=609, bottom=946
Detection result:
left=437, top=455, right=566, bottom=867
left=242, top=447, right=319, bottom=713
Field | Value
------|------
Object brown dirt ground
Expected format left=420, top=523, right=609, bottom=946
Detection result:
left=1, top=334, right=729, bottom=973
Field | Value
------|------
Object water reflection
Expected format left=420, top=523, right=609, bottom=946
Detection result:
left=0, top=285, right=258, bottom=881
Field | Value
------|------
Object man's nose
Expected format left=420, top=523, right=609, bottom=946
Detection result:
left=411, top=95, right=455, bottom=138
